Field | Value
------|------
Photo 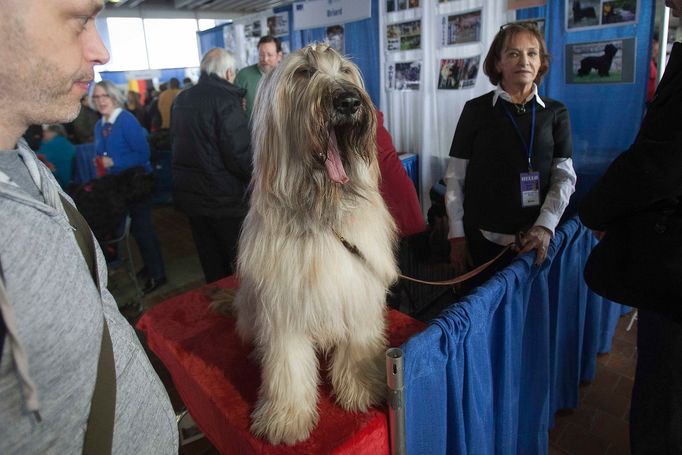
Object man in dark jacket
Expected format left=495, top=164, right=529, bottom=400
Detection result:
left=579, top=2, right=682, bottom=451
left=171, top=48, right=252, bottom=283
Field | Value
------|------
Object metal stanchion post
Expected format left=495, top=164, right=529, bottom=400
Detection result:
left=386, top=348, right=406, bottom=455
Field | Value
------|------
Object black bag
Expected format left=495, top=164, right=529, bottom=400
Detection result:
left=584, top=207, right=682, bottom=322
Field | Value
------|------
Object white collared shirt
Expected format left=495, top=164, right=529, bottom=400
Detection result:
left=103, top=107, right=123, bottom=126
left=491, top=83, right=546, bottom=109
left=445, top=86, right=577, bottom=245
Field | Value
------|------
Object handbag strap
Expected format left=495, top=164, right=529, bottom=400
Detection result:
left=60, top=194, right=116, bottom=455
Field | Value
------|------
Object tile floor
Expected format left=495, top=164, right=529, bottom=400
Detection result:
left=112, top=206, right=637, bottom=455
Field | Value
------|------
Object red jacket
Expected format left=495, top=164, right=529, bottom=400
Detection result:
left=376, top=111, right=426, bottom=237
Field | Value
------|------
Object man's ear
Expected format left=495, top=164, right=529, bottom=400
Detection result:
left=226, top=69, right=235, bottom=83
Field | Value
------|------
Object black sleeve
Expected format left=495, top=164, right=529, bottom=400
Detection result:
left=579, top=132, right=682, bottom=231
left=449, top=101, right=478, bottom=159
left=551, top=102, right=573, bottom=159
left=217, top=101, right=252, bottom=182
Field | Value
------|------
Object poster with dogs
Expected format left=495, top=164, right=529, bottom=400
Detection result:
left=386, top=0, right=420, bottom=12
left=440, top=10, right=482, bottom=47
left=386, top=19, right=422, bottom=52
left=386, top=61, right=422, bottom=90
left=567, top=0, right=638, bottom=30
left=437, top=56, right=480, bottom=90
left=266, top=13, right=289, bottom=37
left=566, top=38, right=636, bottom=84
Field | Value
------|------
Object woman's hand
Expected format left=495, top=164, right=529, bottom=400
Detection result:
left=449, top=237, right=472, bottom=275
left=591, top=230, right=605, bottom=241
left=101, top=156, right=114, bottom=168
left=518, top=226, right=552, bottom=266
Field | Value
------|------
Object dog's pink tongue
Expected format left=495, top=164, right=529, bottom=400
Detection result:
left=326, top=130, right=349, bottom=184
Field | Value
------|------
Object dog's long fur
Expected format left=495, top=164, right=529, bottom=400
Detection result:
left=233, top=43, right=398, bottom=445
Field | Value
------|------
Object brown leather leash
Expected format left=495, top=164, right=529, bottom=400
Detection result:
left=331, top=227, right=515, bottom=287
left=398, top=243, right=514, bottom=286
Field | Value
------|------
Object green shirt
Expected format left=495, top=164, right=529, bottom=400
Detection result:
left=234, top=64, right=263, bottom=121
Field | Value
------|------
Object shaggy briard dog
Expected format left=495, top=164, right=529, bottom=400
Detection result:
left=233, top=43, right=398, bottom=445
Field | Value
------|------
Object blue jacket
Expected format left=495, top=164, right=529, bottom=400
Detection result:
left=39, top=135, right=76, bottom=188
left=94, top=109, right=152, bottom=174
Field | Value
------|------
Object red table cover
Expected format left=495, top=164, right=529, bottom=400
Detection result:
left=136, top=276, right=425, bottom=454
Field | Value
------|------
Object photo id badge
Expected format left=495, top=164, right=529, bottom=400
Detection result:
left=520, top=172, right=540, bottom=207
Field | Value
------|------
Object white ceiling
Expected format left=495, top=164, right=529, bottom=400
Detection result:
left=106, top=0, right=293, bottom=13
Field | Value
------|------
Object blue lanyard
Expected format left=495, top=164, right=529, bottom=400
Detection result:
left=502, top=100, right=536, bottom=172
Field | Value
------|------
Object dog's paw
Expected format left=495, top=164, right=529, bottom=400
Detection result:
left=334, top=373, right=386, bottom=412
left=206, top=288, right=237, bottom=315
left=251, top=398, right=319, bottom=445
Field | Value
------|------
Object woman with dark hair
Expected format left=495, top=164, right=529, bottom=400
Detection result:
left=445, top=22, right=576, bottom=277
left=91, top=80, right=166, bottom=294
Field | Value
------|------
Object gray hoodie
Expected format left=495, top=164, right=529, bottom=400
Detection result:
left=0, top=140, right=178, bottom=454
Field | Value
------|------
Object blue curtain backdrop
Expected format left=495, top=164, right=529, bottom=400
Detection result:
left=198, top=24, right=226, bottom=52
left=401, top=217, right=629, bottom=455
left=518, top=2, right=655, bottom=177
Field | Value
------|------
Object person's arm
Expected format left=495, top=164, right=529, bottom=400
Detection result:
left=446, top=101, right=478, bottom=271
left=217, top=100, right=252, bottom=181
left=523, top=102, right=576, bottom=265
left=444, top=157, right=467, bottom=239
left=580, top=132, right=682, bottom=231
left=115, top=114, right=151, bottom=169
left=533, top=158, right=576, bottom=233
left=445, top=156, right=471, bottom=273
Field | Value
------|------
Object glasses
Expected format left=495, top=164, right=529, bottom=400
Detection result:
left=500, top=20, right=539, bottom=31
left=91, top=94, right=110, bottom=101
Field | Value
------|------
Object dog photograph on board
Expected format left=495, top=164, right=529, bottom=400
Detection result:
left=568, top=0, right=600, bottom=29
left=212, top=43, right=399, bottom=446
left=566, top=38, right=636, bottom=84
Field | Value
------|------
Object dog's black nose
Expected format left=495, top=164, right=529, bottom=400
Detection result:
left=334, top=91, right=362, bottom=115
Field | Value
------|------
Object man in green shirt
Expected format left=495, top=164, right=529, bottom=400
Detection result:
left=235, top=35, right=283, bottom=120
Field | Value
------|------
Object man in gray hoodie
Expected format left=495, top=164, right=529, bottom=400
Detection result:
left=0, top=1, right=178, bottom=453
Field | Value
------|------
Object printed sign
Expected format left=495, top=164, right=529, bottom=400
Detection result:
left=293, top=0, right=371, bottom=30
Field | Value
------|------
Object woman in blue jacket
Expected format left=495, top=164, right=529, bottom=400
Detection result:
left=92, top=80, right=166, bottom=294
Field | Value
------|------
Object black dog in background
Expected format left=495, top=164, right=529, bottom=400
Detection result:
left=573, top=1, right=597, bottom=22
left=70, top=167, right=155, bottom=259
left=577, top=44, right=619, bottom=77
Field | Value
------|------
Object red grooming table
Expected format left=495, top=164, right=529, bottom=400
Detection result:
left=136, top=276, right=425, bottom=454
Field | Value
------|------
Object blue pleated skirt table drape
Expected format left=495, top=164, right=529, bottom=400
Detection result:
left=402, top=217, right=628, bottom=454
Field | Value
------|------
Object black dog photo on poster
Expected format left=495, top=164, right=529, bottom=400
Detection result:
left=567, top=0, right=600, bottom=29
left=566, top=38, right=636, bottom=84
left=438, top=56, right=480, bottom=89
left=602, top=0, right=637, bottom=24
